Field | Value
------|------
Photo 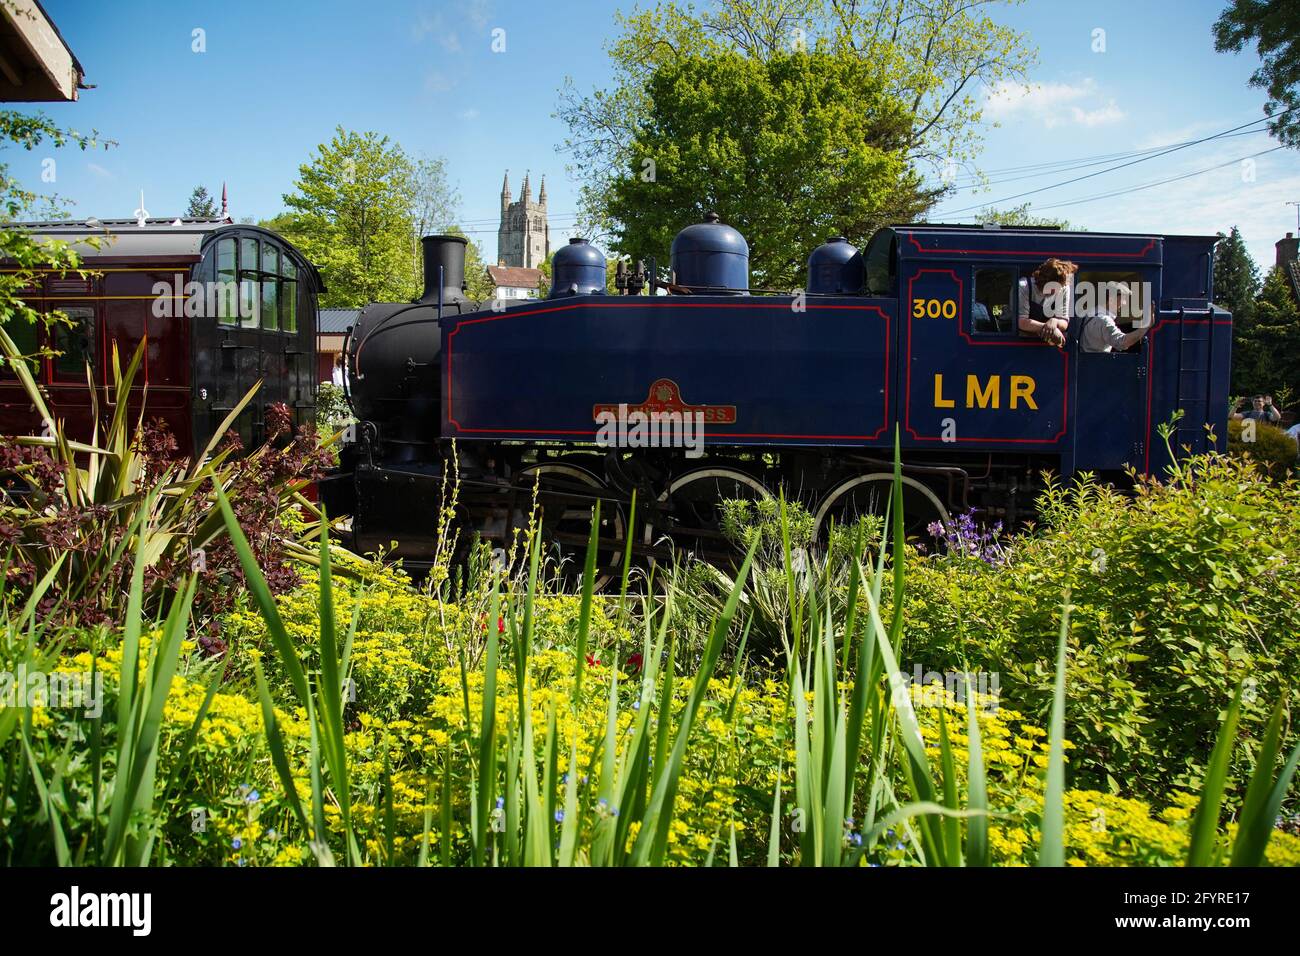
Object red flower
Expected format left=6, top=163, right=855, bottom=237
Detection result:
left=585, top=654, right=602, bottom=667
left=626, top=652, right=644, bottom=674
left=481, top=615, right=506, bottom=634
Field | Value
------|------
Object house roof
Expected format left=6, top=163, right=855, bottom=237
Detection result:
left=1285, top=260, right=1300, bottom=305
left=318, top=308, right=360, bottom=334
left=487, top=265, right=542, bottom=288
left=0, top=0, right=85, bottom=101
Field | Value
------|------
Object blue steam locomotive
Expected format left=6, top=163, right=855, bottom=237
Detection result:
left=328, top=216, right=1228, bottom=578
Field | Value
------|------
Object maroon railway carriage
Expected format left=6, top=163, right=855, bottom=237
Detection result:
left=1, top=218, right=322, bottom=453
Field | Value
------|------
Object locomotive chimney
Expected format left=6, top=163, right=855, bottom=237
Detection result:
left=418, top=234, right=469, bottom=304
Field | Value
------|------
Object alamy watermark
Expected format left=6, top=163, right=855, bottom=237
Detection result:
left=891, top=663, right=1001, bottom=715
left=1, top=665, right=104, bottom=718
left=150, top=273, right=259, bottom=321
left=595, top=405, right=706, bottom=459
left=1040, top=279, right=1153, bottom=324
left=593, top=379, right=735, bottom=459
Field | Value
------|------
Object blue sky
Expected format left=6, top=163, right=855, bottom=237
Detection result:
left=13, top=0, right=1300, bottom=272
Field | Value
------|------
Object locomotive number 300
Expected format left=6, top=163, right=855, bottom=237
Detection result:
left=912, top=298, right=958, bottom=319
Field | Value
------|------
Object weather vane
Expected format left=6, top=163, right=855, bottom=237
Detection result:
left=134, top=190, right=150, bottom=227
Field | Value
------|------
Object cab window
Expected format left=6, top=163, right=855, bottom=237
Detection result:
left=973, top=268, right=1017, bottom=334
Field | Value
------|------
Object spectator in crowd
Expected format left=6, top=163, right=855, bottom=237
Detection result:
left=1079, top=283, right=1150, bottom=353
left=1238, top=395, right=1281, bottom=423
left=331, top=353, right=345, bottom=387
left=1018, top=258, right=1077, bottom=348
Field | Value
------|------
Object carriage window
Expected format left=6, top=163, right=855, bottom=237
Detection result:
left=239, top=238, right=260, bottom=329
left=216, top=238, right=237, bottom=325
left=973, top=268, right=1017, bottom=334
left=1, top=317, right=40, bottom=378
left=281, top=256, right=298, bottom=333
left=261, top=245, right=279, bottom=331
left=50, top=306, right=95, bottom=380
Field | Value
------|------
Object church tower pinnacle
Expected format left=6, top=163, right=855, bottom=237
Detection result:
left=497, top=168, right=551, bottom=270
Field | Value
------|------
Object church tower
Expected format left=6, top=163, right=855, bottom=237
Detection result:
left=497, top=169, right=550, bottom=268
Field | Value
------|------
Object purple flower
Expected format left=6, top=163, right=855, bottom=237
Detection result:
left=930, top=509, right=1006, bottom=565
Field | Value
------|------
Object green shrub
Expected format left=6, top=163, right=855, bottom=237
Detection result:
left=316, top=382, right=354, bottom=435
left=1228, top=417, right=1297, bottom=478
left=900, top=455, right=1300, bottom=804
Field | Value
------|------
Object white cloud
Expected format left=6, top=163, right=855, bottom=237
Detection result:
left=85, top=162, right=112, bottom=179
left=1070, top=101, right=1124, bottom=127
left=413, top=2, right=490, bottom=45
left=463, top=0, right=491, bottom=31
left=412, top=10, right=441, bottom=40
left=983, top=78, right=1124, bottom=129
left=424, top=71, right=454, bottom=93
left=459, top=108, right=480, bottom=120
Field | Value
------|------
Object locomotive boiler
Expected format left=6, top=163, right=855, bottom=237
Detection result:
left=324, top=215, right=1229, bottom=582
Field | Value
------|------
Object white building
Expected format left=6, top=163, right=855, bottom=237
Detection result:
left=486, top=264, right=543, bottom=300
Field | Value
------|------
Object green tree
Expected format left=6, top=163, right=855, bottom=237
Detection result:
left=1232, top=265, right=1300, bottom=399
left=0, top=112, right=109, bottom=366
left=603, top=49, right=935, bottom=286
left=1214, top=0, right=1300, bottom=147
left=1213, top=225, right=1260, bottom=323
left=185, top=185, right=217, bottom=218
left=558, top=0, right=1036, bottom=261
left=278, top=127, right=419, bottom=307
left=409, top=155, right=460, bottom=289
left=974, top=203, right=1072, bottom=230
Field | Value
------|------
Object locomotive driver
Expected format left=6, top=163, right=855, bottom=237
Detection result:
left=1017, top=258, right=1078, bottom=348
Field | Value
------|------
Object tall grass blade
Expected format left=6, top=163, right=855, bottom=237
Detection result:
left=1037, top=597, right=1072, bottom=867
left=1187, top=682, right=1243, bottom=867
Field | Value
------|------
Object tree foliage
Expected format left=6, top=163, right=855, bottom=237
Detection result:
left=558, top=0, right=1036, bottom=269
left=185, top=185, right=218, bottom=218
left=276, top=128, right=459, bottom=308
left=279, top=128, right=418, bottom=306
left=604, top=49, right=934, bottom=286
left=974, top=203, right=1073, bottom=230
left=1232, top=265, right=1300, bottom=399
left=1213, top=225, right=1260, bottom=323
left=0, top=111, right=110, bottom=361
left=1214, top=0, right=1300, bottom=147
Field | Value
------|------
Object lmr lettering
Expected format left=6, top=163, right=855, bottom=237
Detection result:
left=933, top=374, right=1037, bottom=410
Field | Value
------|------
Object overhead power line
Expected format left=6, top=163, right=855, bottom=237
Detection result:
left=1028, top=145, right=1287, bottom=212
left=938, top=107, right=1299, bottom=217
